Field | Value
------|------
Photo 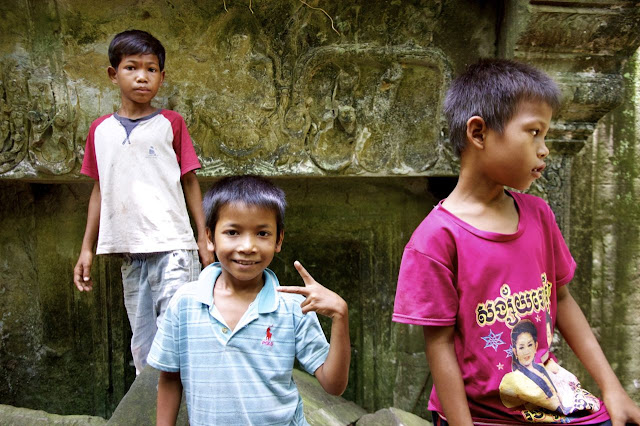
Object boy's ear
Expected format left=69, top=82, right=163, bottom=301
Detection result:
left=206, top=228, right=215, bottom=252
left=275, top=230, right=284, bottom=253
left=107, top=66, right=118, bottom=84
left=466, top=116, right=487, bottom=150
left=160, top=70, right=165, bottom=85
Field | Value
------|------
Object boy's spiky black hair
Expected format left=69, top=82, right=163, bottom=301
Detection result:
left=108, top=29, right=166, bottom=71
left=444, top=59, right=561, bottom=157
left=203, top=175, right=286, bottom=243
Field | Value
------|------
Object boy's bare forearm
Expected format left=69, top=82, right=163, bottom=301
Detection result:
left=181, top=171, right=207, bottom=239
left=74, top=181, right=101, bottom=291
left=423, top=326, right=474, bottom=426
left=556, top=286, right=624, bottom=393
left=315, top=310, right=350, bottom=395
left=81, top=181, right=101, bottom=252
left=157, top=371, right=182, bottom=426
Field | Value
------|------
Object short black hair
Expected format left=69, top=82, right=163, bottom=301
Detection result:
left=108, top=30, right=166, bottom=71
left=444, top=59, right=561, bottom=157
left=203, top=175, right=286, bottom=243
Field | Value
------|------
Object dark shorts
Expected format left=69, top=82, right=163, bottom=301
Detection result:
left=431, top=412, right=613, bottom=426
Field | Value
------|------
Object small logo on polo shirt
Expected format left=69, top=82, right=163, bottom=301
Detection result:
left=147, top=145, right=157, bottom=158
left=262, top=326, right=273, bottom=346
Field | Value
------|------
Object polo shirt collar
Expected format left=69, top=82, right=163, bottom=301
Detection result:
left=193, top=262, right=280, bottom=314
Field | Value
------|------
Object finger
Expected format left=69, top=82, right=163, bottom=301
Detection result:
left=277, top=286, right=309, bottom=295
left=78, top=264, right=93, bottom=291
left=300, top=297, right=312, bottom=309
left=294, top=261, right=316, bottom=286
left=74, top=266, right=85, bottom=291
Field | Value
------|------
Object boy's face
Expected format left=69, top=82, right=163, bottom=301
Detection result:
left=481, top=100, right=552, bottom=191
left=207, top=202, right=283, bottom=288
left=108, top=53, right=164, bottom=107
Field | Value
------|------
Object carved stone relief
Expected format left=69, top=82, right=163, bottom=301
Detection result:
left=185, top=43, right=455, bottom=178
left=287, top=46, right=452, bottom=175
left=0, top=62, right=29, bottom=174
left=0, top=63, right=78, bottom=177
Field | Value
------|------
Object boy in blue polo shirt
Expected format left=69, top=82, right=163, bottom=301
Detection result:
left=148, top=175, right=351, bottom=426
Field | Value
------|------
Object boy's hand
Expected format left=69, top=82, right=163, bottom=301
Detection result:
left=277, top=261, right=347, bottom=319
left=603, top=389, right=640, bottom=426
left=197, top=239, right=214, bottom=267
left=73, top=250, right=94, bottom=292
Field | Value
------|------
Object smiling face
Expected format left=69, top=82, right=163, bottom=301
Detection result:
left=482, top=100, right=553, bottom=191
left=108, top=53, right=164, bottom=109
left=207, top=202, right=283, bottom=289
left=514, top=331, right=538, bottom=368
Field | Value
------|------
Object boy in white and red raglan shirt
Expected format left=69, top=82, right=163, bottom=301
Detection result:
left=393, top=59, right=640, bottom=425
left=73, top=29, right=213, bottom=374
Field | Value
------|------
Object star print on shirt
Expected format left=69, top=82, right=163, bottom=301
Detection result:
left=535, top=314, right=541, bottom=322
left=497, top=363, right=504, bottom=370
left=505, top=347, right=513, bottom=358
left=481, top=329, right=506, bottom=351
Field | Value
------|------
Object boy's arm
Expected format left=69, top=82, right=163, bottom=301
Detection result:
left=180, top=171, right=214, bottom=267
left=313, top=310, right=349, bottom=396
left=278, top=261, right=350, bottom=396
left=157, top=371, right=182, bottom=426
left=73, top=180, right=101, bottom=292
left=556, top=285, right=640, bottom=425
left=423, top=326, right=474, bottom=426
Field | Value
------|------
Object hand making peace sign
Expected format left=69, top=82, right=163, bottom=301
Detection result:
left=277, top=261, right=348, bottom=320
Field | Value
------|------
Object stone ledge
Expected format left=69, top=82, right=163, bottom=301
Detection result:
left=0, top=404, right=106, bottom=426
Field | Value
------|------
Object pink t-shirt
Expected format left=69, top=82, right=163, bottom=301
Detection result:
left=81, top=109, right=201, bottom=254
left=393, top=192, right=609, bottom=424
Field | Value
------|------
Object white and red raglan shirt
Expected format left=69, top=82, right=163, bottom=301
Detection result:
left=393, top=192, right=609, bottom=424
left=81, top=109, right=200, bottom=254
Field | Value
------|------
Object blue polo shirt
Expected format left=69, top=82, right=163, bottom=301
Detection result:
left=148, top=263, right=330, bottom=426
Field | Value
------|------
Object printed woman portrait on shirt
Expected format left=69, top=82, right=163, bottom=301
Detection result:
left=541, top=312, right=600, bottom=415
left=499, top=319, right=565, bottom=414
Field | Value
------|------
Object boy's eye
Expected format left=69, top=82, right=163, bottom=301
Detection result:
left=224, top=230, right=238, bottom=236
left=148, top=68, right=157, bottom=72
left=258, top=231, right=271, bottom=237
left=530, top=129, right=540, bottom=136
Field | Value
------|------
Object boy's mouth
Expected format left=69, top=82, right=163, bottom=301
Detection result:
left=532, top=163, right=546, bottom=173
left=531, top=163, right=546, bottom=178
left=233, top=259, right=259, bottom=266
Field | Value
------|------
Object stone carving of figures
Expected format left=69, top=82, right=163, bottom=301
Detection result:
left=26, top=77, right=78, bottom=175
left=30, top=102, right=77, bottom=175
left=309, top=65, right=360, bottom=172
left=0, top=110, right=28, bottom=173
left=0, top=75, right=29, bottom=173
left=0, top=99, right=10, bottom=154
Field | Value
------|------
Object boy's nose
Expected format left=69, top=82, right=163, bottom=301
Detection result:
left=135, top=72, right=148, bottom=82
left=538, top=141, right=549, bottom=158
left=237, top=236, right=257, bottom=252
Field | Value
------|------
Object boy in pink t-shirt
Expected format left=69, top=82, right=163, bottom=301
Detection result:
left=393, top=59, right=640, bottom=425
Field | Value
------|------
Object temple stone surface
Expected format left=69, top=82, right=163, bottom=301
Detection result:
left=0, top=0, right=639, bottom=421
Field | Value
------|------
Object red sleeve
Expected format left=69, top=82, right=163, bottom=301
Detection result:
left=161, top=110, right=201, bottom=176
left=80, top=114, right=111, bottom=180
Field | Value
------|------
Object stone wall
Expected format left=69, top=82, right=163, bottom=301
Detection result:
left=1, top=0, right=640, bottom=420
